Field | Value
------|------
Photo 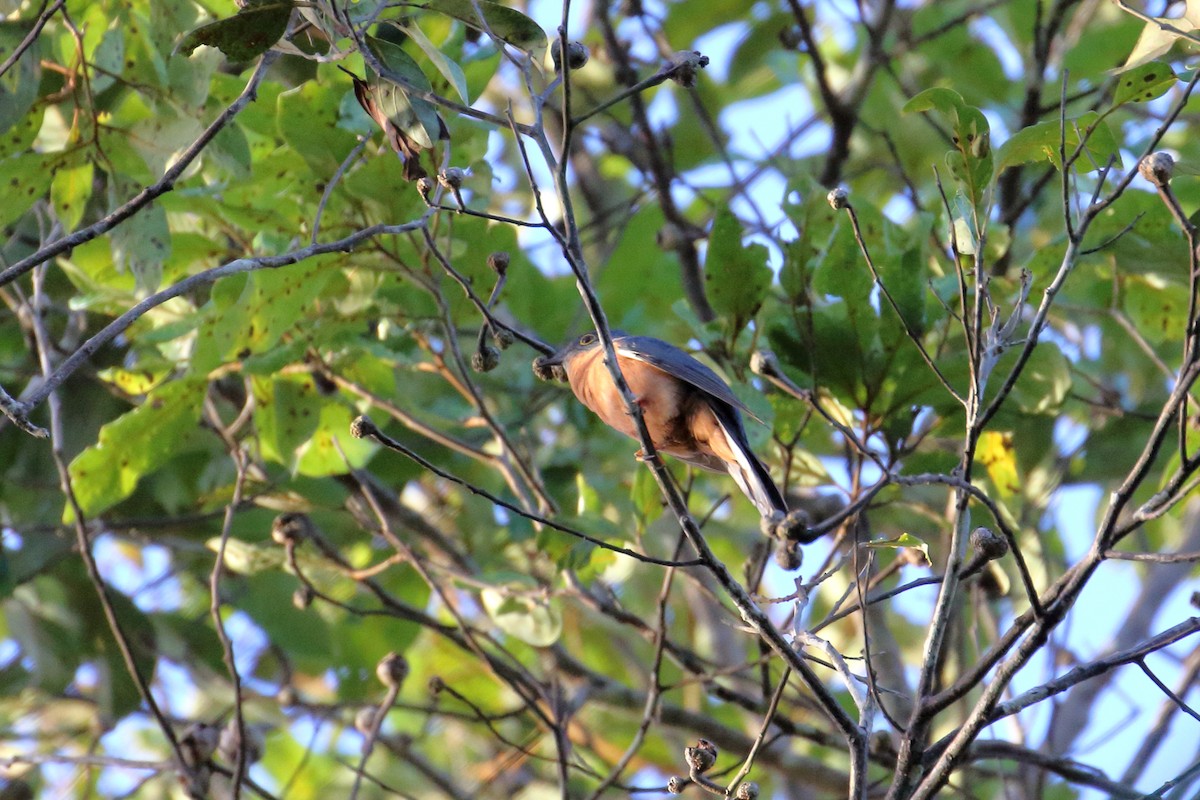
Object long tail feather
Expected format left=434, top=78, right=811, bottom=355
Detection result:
left=714, top=412, right=787, bottom=517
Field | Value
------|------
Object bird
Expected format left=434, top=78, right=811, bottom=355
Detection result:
left=535, top=331, right=787, bottom=518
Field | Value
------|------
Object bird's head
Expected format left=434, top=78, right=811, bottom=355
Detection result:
left=532, top=330, right=625, bottom=382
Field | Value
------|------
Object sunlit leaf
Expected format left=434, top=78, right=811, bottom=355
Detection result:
left=481, top=587, right=562, bottom=647
left=1115, top=4, right=1200, bottom=72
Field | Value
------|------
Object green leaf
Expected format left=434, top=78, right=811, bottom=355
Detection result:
left=1110, top=61, right=1177, bottom=108
left=902, top=87, right=966, bottom=116
left=705, top=209, right=772, bottom=331
left=400, top=22, right=469, bottom=103
left=294, top=402, right=378, bottom=477
left=66, top=378, right=206, bottom=519
left=418, top=0, right=546, bottom=52
left=252, top=374, right=323, bottom=470
left=993, top=341, right=1072, bottom=414
left=85, top=22, right=126, bottom=96
left=996, top=112, right=1119, bottom=173
left=177, top=1, right=294, bottom=62
left=193, top=260, right=335, bottom=374
left=277, top=79, right=359, bottom=174
left=0, top=21, right=41, bottom=137
left=481, top=586, right=562, bottom=647
left=109, top=199, right=171, bottom=293
left=905, top=88, right=992, bottom=210
left=630, top=467, right=664, bottom=525
left=0, top=103, right=42, bottom=160
left=97, top=365, right=173, bottom=395
left=51, top=161, right=94, bottom=233
left=1124, top=274, right=1190, bottom=344
left=206, top=536, right=285, bottom=575
left=0, top=151, right=57, bottom=229
left=878, top=246, right=927, bottom=335
left=862, top=532, right=931, bottom=565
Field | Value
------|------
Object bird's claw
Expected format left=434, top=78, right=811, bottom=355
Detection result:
left=634, top=448, right=661, bottom=465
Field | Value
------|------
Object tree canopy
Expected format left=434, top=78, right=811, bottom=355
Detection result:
left=1, top=0, right=1199, bottom=798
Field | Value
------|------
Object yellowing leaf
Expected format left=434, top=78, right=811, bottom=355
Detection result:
left=977, top=431, right=1019, bottom=498
left=1116, top=2, right=1200, bottom=72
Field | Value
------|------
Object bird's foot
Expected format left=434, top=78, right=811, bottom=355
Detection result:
left=634, top=448, right=661, bottom=465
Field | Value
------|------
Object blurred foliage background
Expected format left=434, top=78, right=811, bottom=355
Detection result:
left=0, top=0, right=1198, bottom=798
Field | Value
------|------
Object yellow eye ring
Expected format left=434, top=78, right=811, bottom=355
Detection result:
left=579, top=333, right=597, bottom=346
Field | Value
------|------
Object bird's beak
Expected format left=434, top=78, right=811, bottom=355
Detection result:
left=532, top=346, right=571, bottom=383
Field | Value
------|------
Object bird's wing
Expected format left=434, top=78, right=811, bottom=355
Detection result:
left=613, top=335, right=760, bottom=420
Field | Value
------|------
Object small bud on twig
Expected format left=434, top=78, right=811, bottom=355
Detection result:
left=437, top=167, right=466, bottom=190
left=827, top=186, right=850, bottom=209
left=666, top=50, right=709, bottom=88
left=970, top=526, right=1008, bottom=562
left=735, top=782, right=760, bottom=800
left=684, top=739, right=718, bottom=774
left=551, top=39, right=590, bottom=71
left=292, top=585, right=313, bottom=610
left=493, top=328, right=515, bottom=350
left=749, top=349, right=778, bottom=378
left=350, top=415, right=377, bottom=439
left=780, top=508, right=816, bottom=543
left=487, top=251, right=510, bottom=275
left=1139, top=152, right=1175, bottom=188
left=472, top=345, right=500, bottom=372
left=271, top=512, right=311, bottom=546
left=774, top=538, right=803, bottom=571
left=354, top=706, right=379, bottom=735
left=376, top=651, right=409, bottom=690
left=532, top=356, right=567, bottom=382
left=416, top=176, right=434, bottom=204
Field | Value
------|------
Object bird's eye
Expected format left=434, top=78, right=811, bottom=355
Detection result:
left=579, top=333, right=597, bottom=346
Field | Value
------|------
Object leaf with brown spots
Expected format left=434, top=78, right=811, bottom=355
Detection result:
left=65, top=377, right=206, bottom=520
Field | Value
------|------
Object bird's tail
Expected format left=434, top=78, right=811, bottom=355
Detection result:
left=714, top=411, right=787, bottom=518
